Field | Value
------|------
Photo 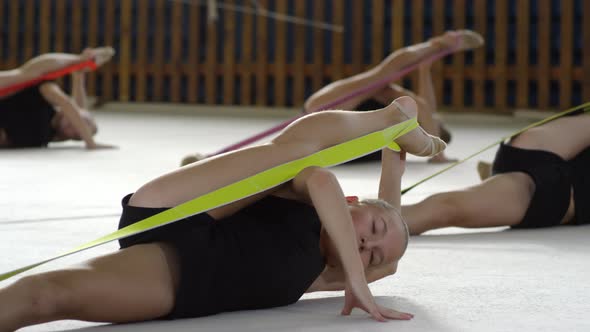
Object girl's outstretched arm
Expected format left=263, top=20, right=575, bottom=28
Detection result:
left=39, top=82, right=114, bottom=149
left=292, top=166, right=410, bottom=321
left=378, top=149, right=405, bottom=208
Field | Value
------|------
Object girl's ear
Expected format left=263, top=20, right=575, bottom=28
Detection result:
left=345, top=196, right=359, bottom=204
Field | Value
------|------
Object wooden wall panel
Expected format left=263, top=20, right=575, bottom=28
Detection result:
left=452, top=0, right=465, bottom=111
left=516, top=0, right=529, bottom=109
left=494, top=0, right=508, bottom=111
left=274, top=0, right=287, bottom=106
left=152, top=0, right=166, bottom=102
left=371, top=1, right=385, bottom=66
left=23, top=0, right=35, bottom=60
left=411, top=0, right=424, bottom=91
left=187, top=3, right=201, bottom=104
left=332, top=1, right=344, bottom=80
left=86, top=0, right=99, bottom=96
left=119, top=0, right=132, bottom=102
left=222, top=3, right=236, bottom=105
left=255, top=0, right=269, bottom=106
left=8, top=1, right=20, bottom=68
left=170, top=1, right=183, bottom=103
left=0, top=0, right=585, bottom=113
left=537, top=0, right=550, bottom=109
left=311, top=0, right=325, bottom=95
left=240, top=5, right=254, bottom=105
left=101, top=0, right=116, bottom=100
left=559, top=0, right=573, bottom=109
left=473, top=0, right=487, bottom=110
left=293, top=0, right=306, bottom=107
left=431, top=0, right=445, bottom=104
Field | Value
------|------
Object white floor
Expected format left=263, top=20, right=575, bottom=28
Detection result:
left=1, top=105, right=588, bottom=332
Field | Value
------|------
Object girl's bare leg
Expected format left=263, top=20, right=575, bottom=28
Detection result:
left=0, top=47, right=115, bottom=89
left=0, top=243, right=179, bottom=331
left=402, top=173, right=534, bottom=235
left=132, top=97, right=444, bottom=209
left=303, top=30, right=483, bottom=112
left=403, top=113, right=590, bottom=235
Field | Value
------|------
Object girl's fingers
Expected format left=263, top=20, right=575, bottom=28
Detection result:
left=340, top=290, right=355, bottom=316
left=379, top=306, right=414, bottom=320
left=369, top=308, right=387, bottom=322
left=341, top=298, right=353, bottom=316
left=340, top=306, right=352, bottom=316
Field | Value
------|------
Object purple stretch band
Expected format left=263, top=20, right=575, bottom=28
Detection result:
left=208, top=47, right=454, bottom=157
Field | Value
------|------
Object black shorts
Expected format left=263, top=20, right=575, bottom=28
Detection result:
left=118, top=194, right=218, bottom=319
left=492, top=143, right=590, bottom=228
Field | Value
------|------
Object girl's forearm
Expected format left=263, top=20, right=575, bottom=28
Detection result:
left=306, top=172, right=367, bottom=282
left=40, top=83, right=96, bottom=148
left=63, top=102, right=96, bottom=147
left=378, top=149, right=403, bottom=208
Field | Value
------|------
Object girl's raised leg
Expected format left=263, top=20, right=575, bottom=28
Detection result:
left=303, top=30, right=483, bottom=112
left=131, top=97, right=445, bottom=210
left=0, top=47, right=115, bottom=89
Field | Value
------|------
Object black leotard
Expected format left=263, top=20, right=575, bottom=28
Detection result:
left=118, top=194, right=326, bottom=319
left=492, top=111, right=590, bottom=228
left=0, top=83, right=56, bottom=147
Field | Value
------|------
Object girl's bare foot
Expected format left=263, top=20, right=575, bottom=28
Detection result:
left=430, top=30, right=484, bottom=53
left=388, top=96, right=446, bottom=157
left=428, top=153, right=458, bottom=163
left=81, top=47, right=116, bottom=67
left=477, top=161, right=493, bottom=181
left=180, top=153, right=206, bottom=167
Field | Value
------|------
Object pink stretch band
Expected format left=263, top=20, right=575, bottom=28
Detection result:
left=0, top=60, right=98, bottom=98
left=208, top=46, right=455, bottom=157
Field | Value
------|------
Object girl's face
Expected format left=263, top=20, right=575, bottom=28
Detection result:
left=321, top=203, right=407, bottom=270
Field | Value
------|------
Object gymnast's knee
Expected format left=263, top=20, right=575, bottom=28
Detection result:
left=128, top=181, right=169, bottom=208
left=16, top=274, right=73, bottom=323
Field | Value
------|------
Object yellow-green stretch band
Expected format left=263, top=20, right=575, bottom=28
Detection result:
left=401, top=101, right=590, bottom=195
left=0, top=118, right=418, bottom=282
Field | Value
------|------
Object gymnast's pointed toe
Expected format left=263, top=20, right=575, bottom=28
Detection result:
left=453, top=30, right=484, bottom=51
left=82, top=46, right=116, bottom=67
left=180, top=153, right=205, bottom=166
left=388, top=97, right=447, bottom=157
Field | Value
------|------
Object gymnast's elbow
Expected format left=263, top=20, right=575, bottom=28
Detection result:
left=304, top=167, right=339, bottom=192
left=292, top=167, right=335, bottom=196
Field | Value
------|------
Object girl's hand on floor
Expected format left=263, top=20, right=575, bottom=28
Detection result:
left=341, top=278, right=413, bottom=321
left=86, top=142, right=118, bottom=150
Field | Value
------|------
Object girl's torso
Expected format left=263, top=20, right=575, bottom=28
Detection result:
left=0, top=82, right=56, bottom=147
